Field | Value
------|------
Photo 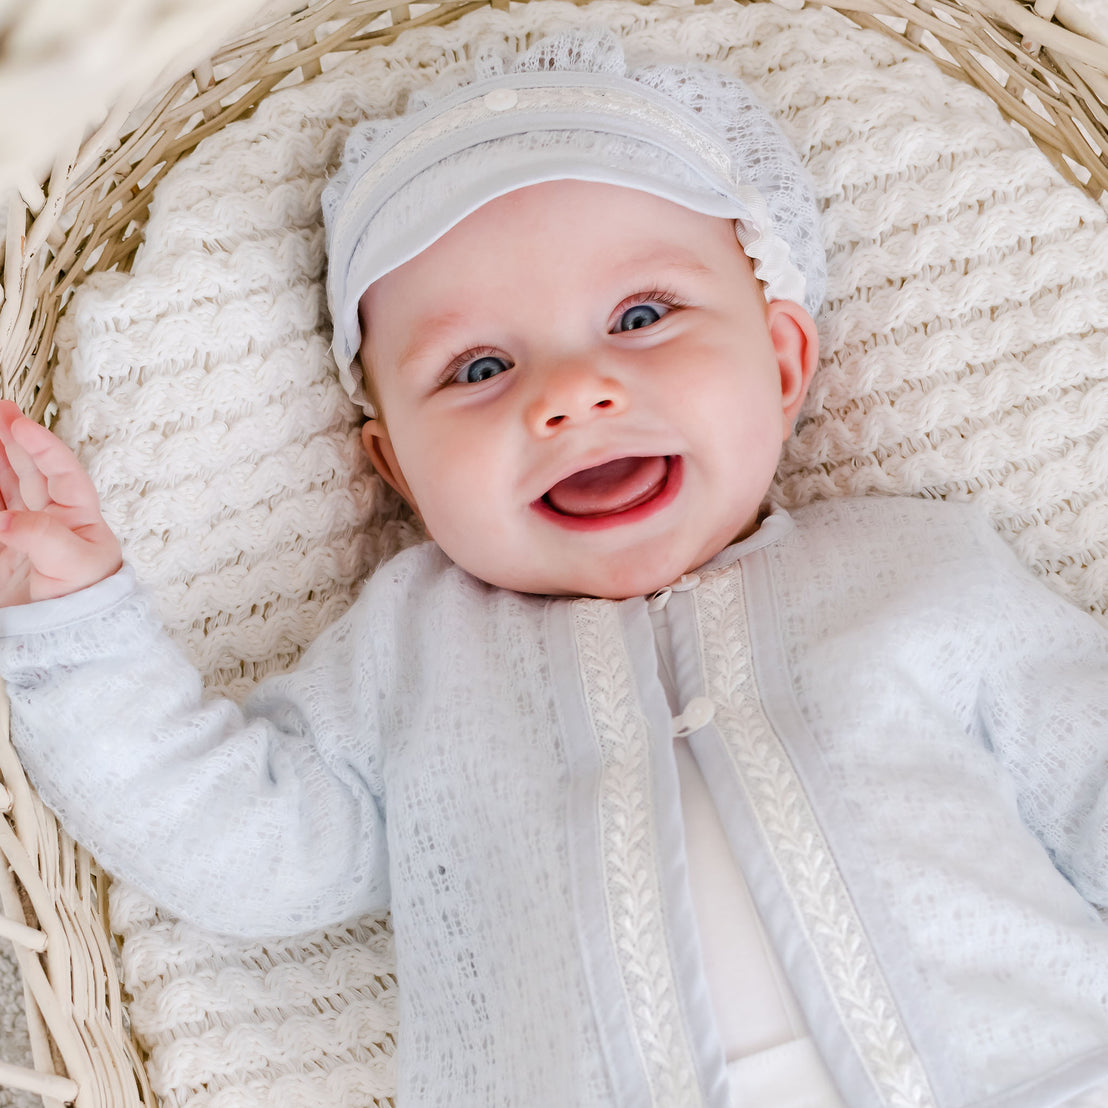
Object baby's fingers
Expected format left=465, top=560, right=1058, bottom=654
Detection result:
left=0, top=402, right=100, bottom=519
left=0, top=403, right=34, bottom=511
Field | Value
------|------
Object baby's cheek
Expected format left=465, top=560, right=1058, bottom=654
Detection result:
left=407, top=427, right=511, bottom=546
left=416, top=494, right=474, bottom=555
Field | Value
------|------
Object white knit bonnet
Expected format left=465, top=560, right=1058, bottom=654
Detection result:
left=323, top=29, right=826, bottom=413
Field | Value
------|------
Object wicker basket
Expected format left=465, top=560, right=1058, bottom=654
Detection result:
left=0, top=0, right=1105, bottom=1104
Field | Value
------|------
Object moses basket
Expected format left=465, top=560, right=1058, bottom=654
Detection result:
left=0, top=0, right=1106, bottom=1105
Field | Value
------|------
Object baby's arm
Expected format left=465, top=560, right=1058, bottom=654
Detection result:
left=0, top=401, right=123, bottom=605
left=975, top=520, right=1108, bottom=906
left=1, top=574, right=390, bottom=937
left=0, top=403, right=389, bottom=936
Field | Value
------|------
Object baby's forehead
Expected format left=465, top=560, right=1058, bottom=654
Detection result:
left=356, top=181, right=750, bottom=321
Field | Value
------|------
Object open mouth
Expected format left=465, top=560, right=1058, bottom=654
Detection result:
left=534, top=455, right=681, bottom=530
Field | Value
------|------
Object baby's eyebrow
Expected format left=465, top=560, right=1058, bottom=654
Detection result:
left=612, top=248, right=714, bottom=282
left=396, top=310, right=474, bottom=370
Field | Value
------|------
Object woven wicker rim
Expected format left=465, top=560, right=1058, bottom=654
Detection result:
left=0, top=0, right=1105, bottom=1104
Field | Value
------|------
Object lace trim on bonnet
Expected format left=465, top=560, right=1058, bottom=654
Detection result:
left=322, top=29, right=826, bottom=413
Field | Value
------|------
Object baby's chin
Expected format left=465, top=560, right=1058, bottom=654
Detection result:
left=436, top=505, right=763, bottom=598
left=460, top=545, right=734, bottom=600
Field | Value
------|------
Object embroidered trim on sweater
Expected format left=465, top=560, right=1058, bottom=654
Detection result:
left=694, top=569, right=938, bottom=1108
left=572, top=599, right=700, bottom=1107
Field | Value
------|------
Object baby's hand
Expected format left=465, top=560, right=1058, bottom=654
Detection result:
left=0, top=401, right=122, bottom=606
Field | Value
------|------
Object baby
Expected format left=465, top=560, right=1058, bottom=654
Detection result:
left=2, top=30, right=1108, bottom=1108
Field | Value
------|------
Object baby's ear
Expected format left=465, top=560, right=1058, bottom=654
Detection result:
left=765, top=299, right=819, bottom=440
left=361, top=420, right=419, bottom=514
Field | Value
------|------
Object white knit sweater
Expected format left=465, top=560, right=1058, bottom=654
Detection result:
left=3, top=496, right=1108, bottom=1108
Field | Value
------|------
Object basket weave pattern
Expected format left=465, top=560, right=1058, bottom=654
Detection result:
left=0, top=0, right=1106, bottom=1105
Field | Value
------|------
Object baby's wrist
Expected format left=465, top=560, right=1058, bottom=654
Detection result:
left=0, top=563, right=134, bottom=631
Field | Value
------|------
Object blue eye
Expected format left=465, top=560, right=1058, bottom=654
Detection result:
left=457, top=355, right=510, bottom=384
left=615, top=303, right=664, bottom=332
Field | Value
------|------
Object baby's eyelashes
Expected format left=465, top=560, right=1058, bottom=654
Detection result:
left=608, top=289, right=684, bottom=334
left=440, top=348, right=514, bottom=387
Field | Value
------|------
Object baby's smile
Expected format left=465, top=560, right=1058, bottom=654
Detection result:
left=535, top=455, right=680, bottom=529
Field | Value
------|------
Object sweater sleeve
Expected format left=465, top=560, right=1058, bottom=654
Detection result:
left=973, top=520, right=1108, bottom=909
left=0, top=566, right=389, bottom=938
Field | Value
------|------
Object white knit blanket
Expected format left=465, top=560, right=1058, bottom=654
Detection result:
left=38, top=1, right=1108, bottom=1104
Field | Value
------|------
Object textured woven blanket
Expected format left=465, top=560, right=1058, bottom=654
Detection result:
left=20, top=0, right=1108, bottom=1103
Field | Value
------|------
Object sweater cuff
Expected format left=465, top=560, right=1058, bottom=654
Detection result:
left=0, top=566, right=138, bottom=638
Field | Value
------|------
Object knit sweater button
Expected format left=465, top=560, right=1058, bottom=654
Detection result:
left=672, top=696, right=715, bottom=736
left=483, top=89, right=519, bottom=111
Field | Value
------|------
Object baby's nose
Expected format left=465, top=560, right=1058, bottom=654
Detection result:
left=525, top=362, right=629, bottom=434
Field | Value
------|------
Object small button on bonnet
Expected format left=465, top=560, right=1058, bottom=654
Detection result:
left=483, top=88, right=519, bottom=111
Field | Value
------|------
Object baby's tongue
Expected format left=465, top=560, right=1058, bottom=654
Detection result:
left=544, top=456, right=667, bottom=517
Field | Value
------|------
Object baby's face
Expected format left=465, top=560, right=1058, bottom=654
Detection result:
left=359, top=180, right=817, bottom=599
